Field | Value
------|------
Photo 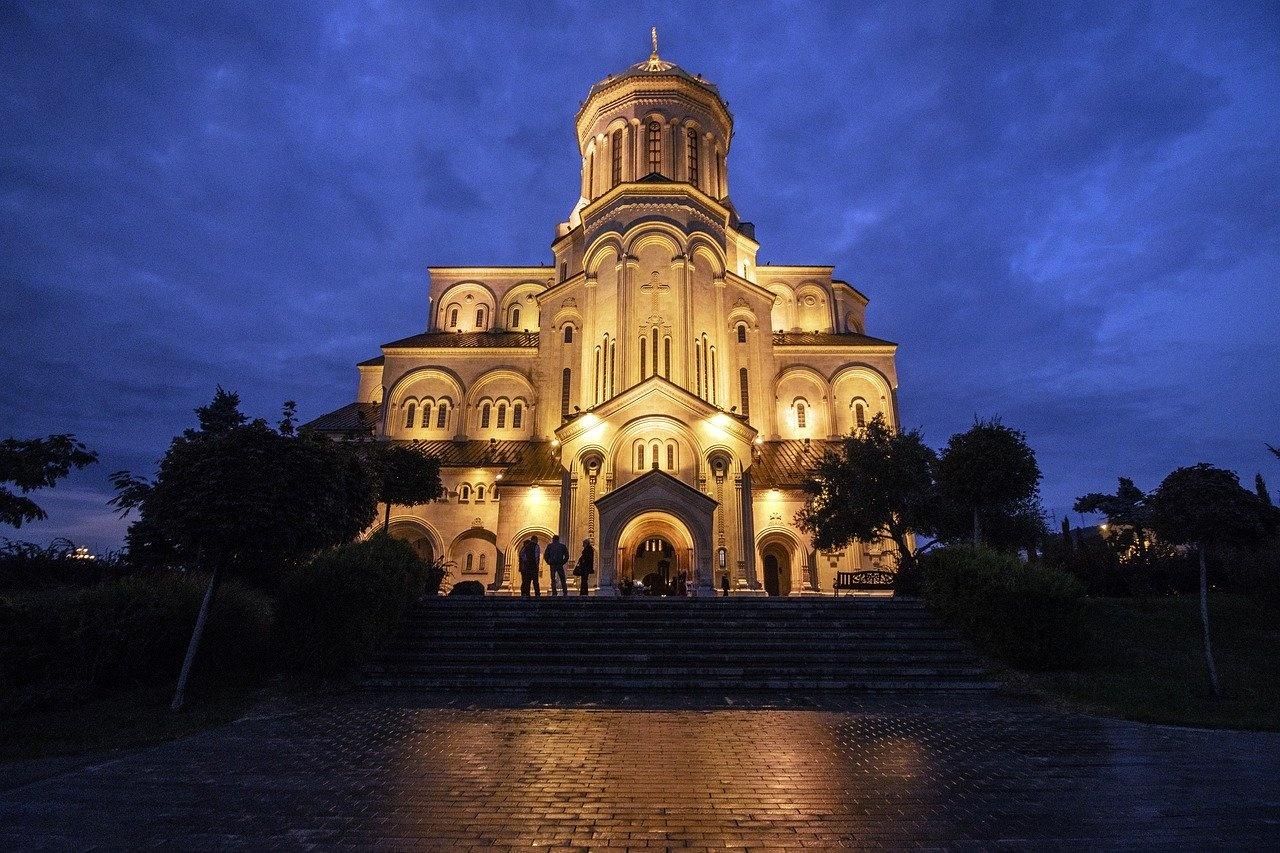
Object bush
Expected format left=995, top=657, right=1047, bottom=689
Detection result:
left=0, top=573, right=273, bottom=710
left=448, top=580, right=485, bottom=597
left=921, top=545, right=1087, bottom=670
left=275, top=534, right=428, bottom=677
left=0, top=538, right=130, bottom=591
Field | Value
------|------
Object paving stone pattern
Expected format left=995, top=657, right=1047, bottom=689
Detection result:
left=2, top=694, right=1278, bottom=849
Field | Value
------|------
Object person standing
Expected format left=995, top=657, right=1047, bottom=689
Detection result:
left=544, top=534, right=570, bottom=597
left=574, top=538, right=595, bottom=596
left=518, top=535, right=541, bottom=598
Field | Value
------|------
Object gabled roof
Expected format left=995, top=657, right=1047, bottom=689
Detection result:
left=594, top=467, right=718, bottom=512
left=772, top=332, right=897, bottom=348
left=397, top=439, right=562, bottom=484
left=382, top=331, right=539, bottom=350
left=556, top=374, right=754, bottom=443
left=750, top=439, right=830, bottom=489
left=302, top=402, right=379, bottom=435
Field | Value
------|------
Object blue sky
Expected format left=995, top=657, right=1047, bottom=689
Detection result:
left=3, top=1, right=1278, bottom=550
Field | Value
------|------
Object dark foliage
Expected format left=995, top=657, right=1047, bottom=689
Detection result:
left=1149, top=464, right=1279, bottom=550
left=367, top=442, right=444, bottom=531
left=796, top=414, right=937, bottom=570
left=921, top=545, right=1086, bottom=670
left=275, top=535, right=430, bottom=677
left=0, top=538, right=129, bottom=591
left=935, top=419, right=1042, bottom=547
left=448, top=580, right=485, bottom=597
left=0, top=435, right=97, bottom=528
left=0, top=573, right=272, bottom=712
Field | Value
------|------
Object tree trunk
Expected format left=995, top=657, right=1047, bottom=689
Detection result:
left=972, top=506, right=981, bottom=546
left=1198, top=544, right=1221, bottom=698
left=171, top=567, right=220, bottom=712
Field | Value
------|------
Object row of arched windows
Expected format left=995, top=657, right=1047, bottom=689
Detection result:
left=478, top=399, right=525, bottom=430
left=638, top=327, right=671, bottom=381
left=693, top=335, right=717, bottom=403
left=594, top=335, right=616, bottom=404
left=446, top=305, right=487, bottom=330
left=454, top=482, right=497, bottom=503
left=583, top=119, right=727, bottom=199
left=460, top=552, right=488, bottom=575
left=404, top=399, right=451, bottom=430
left=636, top=439, right=679, bottom=472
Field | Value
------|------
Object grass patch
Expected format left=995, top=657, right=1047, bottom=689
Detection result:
left=1008, top=594, right=1280, bottom=730
left=0, top=672, right=261, bottom=762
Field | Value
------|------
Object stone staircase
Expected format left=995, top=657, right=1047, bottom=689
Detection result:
left=362, top=597, right=999, bottom=693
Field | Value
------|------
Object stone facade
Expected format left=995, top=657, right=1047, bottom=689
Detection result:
left=308, top=39, right=901, bottom=595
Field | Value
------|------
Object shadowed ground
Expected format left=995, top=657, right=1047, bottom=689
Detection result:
left=1, top=692, right=1278, bottom=849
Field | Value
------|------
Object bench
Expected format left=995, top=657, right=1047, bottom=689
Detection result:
left=833, top=569, right=896, bottom=596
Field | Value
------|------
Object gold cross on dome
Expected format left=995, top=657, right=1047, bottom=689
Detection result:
left=651, top=27, right=658, bottom=57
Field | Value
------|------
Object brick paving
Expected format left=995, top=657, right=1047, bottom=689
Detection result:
left=1, top=693, right=1278, bottom=849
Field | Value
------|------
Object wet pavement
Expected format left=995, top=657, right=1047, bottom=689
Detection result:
left=1, top=692, right=1278, bottom=849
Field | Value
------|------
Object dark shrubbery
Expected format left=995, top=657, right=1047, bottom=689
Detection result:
left=921, top=545, right=1087, bottom=670
left=0, top=539, right=130, bottom=591
left=275, top=534, right=429, bottom=677
left=0, top=573, right=272, bottom=711
left=448, top=580, right=485, bottom=597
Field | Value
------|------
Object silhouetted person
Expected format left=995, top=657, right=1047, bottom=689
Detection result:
left=574, top=538, right=595, bottom=596
left=545, top=534, right=569, bottom=596
left=518, top=536, right=541, bottom=598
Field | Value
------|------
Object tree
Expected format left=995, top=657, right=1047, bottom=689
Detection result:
left=0, top=435, right=97, bottom=528
left=111, top=389, right=382, bottom=710
left=1257, top=474, right=1273, bottom=507
left=1075, top=477, right=1154, bottom=562
left=1148, top=463, right=1279, bottom=697
left=796, top=414, right=938, bottom=572
left=368, top=443, right=444, bottom=532
left=935, top=418, right=1041, bottom=546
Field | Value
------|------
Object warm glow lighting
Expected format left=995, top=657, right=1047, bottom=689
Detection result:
left=550, top=438, right=560, bottom=447
left=494, top=473, right=503, bottom=481
left=579, top=413, right=600, bottom=427
left=768, top=488, right=780, bottom=498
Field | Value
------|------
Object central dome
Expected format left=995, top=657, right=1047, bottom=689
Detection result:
left=587, top=29, right=722, bottom=100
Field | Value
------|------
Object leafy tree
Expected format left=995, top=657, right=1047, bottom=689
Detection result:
left=0, top=435, right=97, bottom=528
left=1075, top=477, right=1154, bottom=561
left=368, top=443, right=444, bottom=532
left=1148, top=463, right=1280, bottom=697
left=111, top=389, right=380, bottom=710
left=935, top=418, right=1041, bottom=546
left=1257, top=474, right=1273, bottom=507
left=796, top=414, right=937, bottom=571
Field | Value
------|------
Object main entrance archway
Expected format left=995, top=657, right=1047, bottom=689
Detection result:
left=595, top=469, right=717, bottom=594
left=617, top=512, right=696, bottom=592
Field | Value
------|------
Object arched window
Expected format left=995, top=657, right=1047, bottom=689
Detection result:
left=710, top=347, right=717, bottom=403
left=436, top=402, right=448, bottom=429
left=511, top=307, right=521, bottom=328
left=686, top=127, right=699, bottom=184
left=449, top=307, right=458, bottom=328
left=611, top=128, right=623, bottom=186
left=594, top=347, right=601, bottom=404
left=663, top=337, right=671, bottom=380
left=739, top=368, right=750, bottom=418
left=496, top=403, right=507, bottom=429
left=479, top=553, right=487, bottom=572
left=587, top=149, right=594, bottom=194
left=609, top=340, right=615, bottom=395
left=855, top=401, right=866, bottom=429
left=639, top=337, right=647, bottom=378
left=694, top=341, right=702, bottom=397
left=563, top=325, right=573, bottom=344
left=475, top=307, right=486, bottom=329
left=480, top=403, right=491, bottom=429
left=636, top=443, right=645, bottom=470
left=404, top=402, right=416, bottom=430
left=560, top=261, right=567, bottom=282
left=465, top=553, right=474, bottom=573
left=477, top=484, right=486, bottom=501
left=652, top=328, right=659, bottom=377
left=512, top=402, right=523, bottom=429
left=421, top=402, right=433, bottom=428
left=736, top=323, right=747, bottom=343
left=651, top=441, right=660, bottom=470
left=715, top=149, right=723, bottom=195
left=647, top=121, right=662, bottom=173
left=796, top=401, right=807, bottom=429
left=460, top=484, right=471, bottom=502
left=666, top=442, right=675, bottom=471
left=561, top=368, right=571, bottom=417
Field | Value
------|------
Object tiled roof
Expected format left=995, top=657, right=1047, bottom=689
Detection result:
left=750, top=439, right=831, bottom=489
left=357, top=355, right=384, bottom=367
left=302, top=402, right=379, bottom=435
left=401, top=439, right=562, bottom=484
left=772, top=332, right=897, bottom=347
left=383, top=331, right=539, bottom=349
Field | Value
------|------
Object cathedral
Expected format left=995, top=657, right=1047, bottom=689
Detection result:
left=307, top=35, right=902, bottom=595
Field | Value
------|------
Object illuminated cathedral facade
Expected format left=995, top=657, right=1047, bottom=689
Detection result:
left=308, top=35, right=902, bottom=595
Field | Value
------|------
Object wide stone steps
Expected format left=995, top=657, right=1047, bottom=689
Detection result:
left=363, top=597, right=997, bottom=694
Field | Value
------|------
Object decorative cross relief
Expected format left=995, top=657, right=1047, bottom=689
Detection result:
left=639, top=270, right=670, bottom=316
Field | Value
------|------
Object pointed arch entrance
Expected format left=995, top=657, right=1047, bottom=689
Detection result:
left=617, top=511, right=696, bottom=591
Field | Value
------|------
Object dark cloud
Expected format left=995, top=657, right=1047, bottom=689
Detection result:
left=3, top=0, right=1278, bottom=547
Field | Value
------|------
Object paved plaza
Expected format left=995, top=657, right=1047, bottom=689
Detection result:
left=1, top=692, right=1278, bottom=849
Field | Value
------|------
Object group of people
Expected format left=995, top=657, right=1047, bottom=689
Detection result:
left=517, top=534, right=595, bottom=596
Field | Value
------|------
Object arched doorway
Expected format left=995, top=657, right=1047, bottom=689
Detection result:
left=759, top=539, right=794, bottom=597
left=616, top=511, right=696, bottom=594
left=387, top=520, right=438, bottom=565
